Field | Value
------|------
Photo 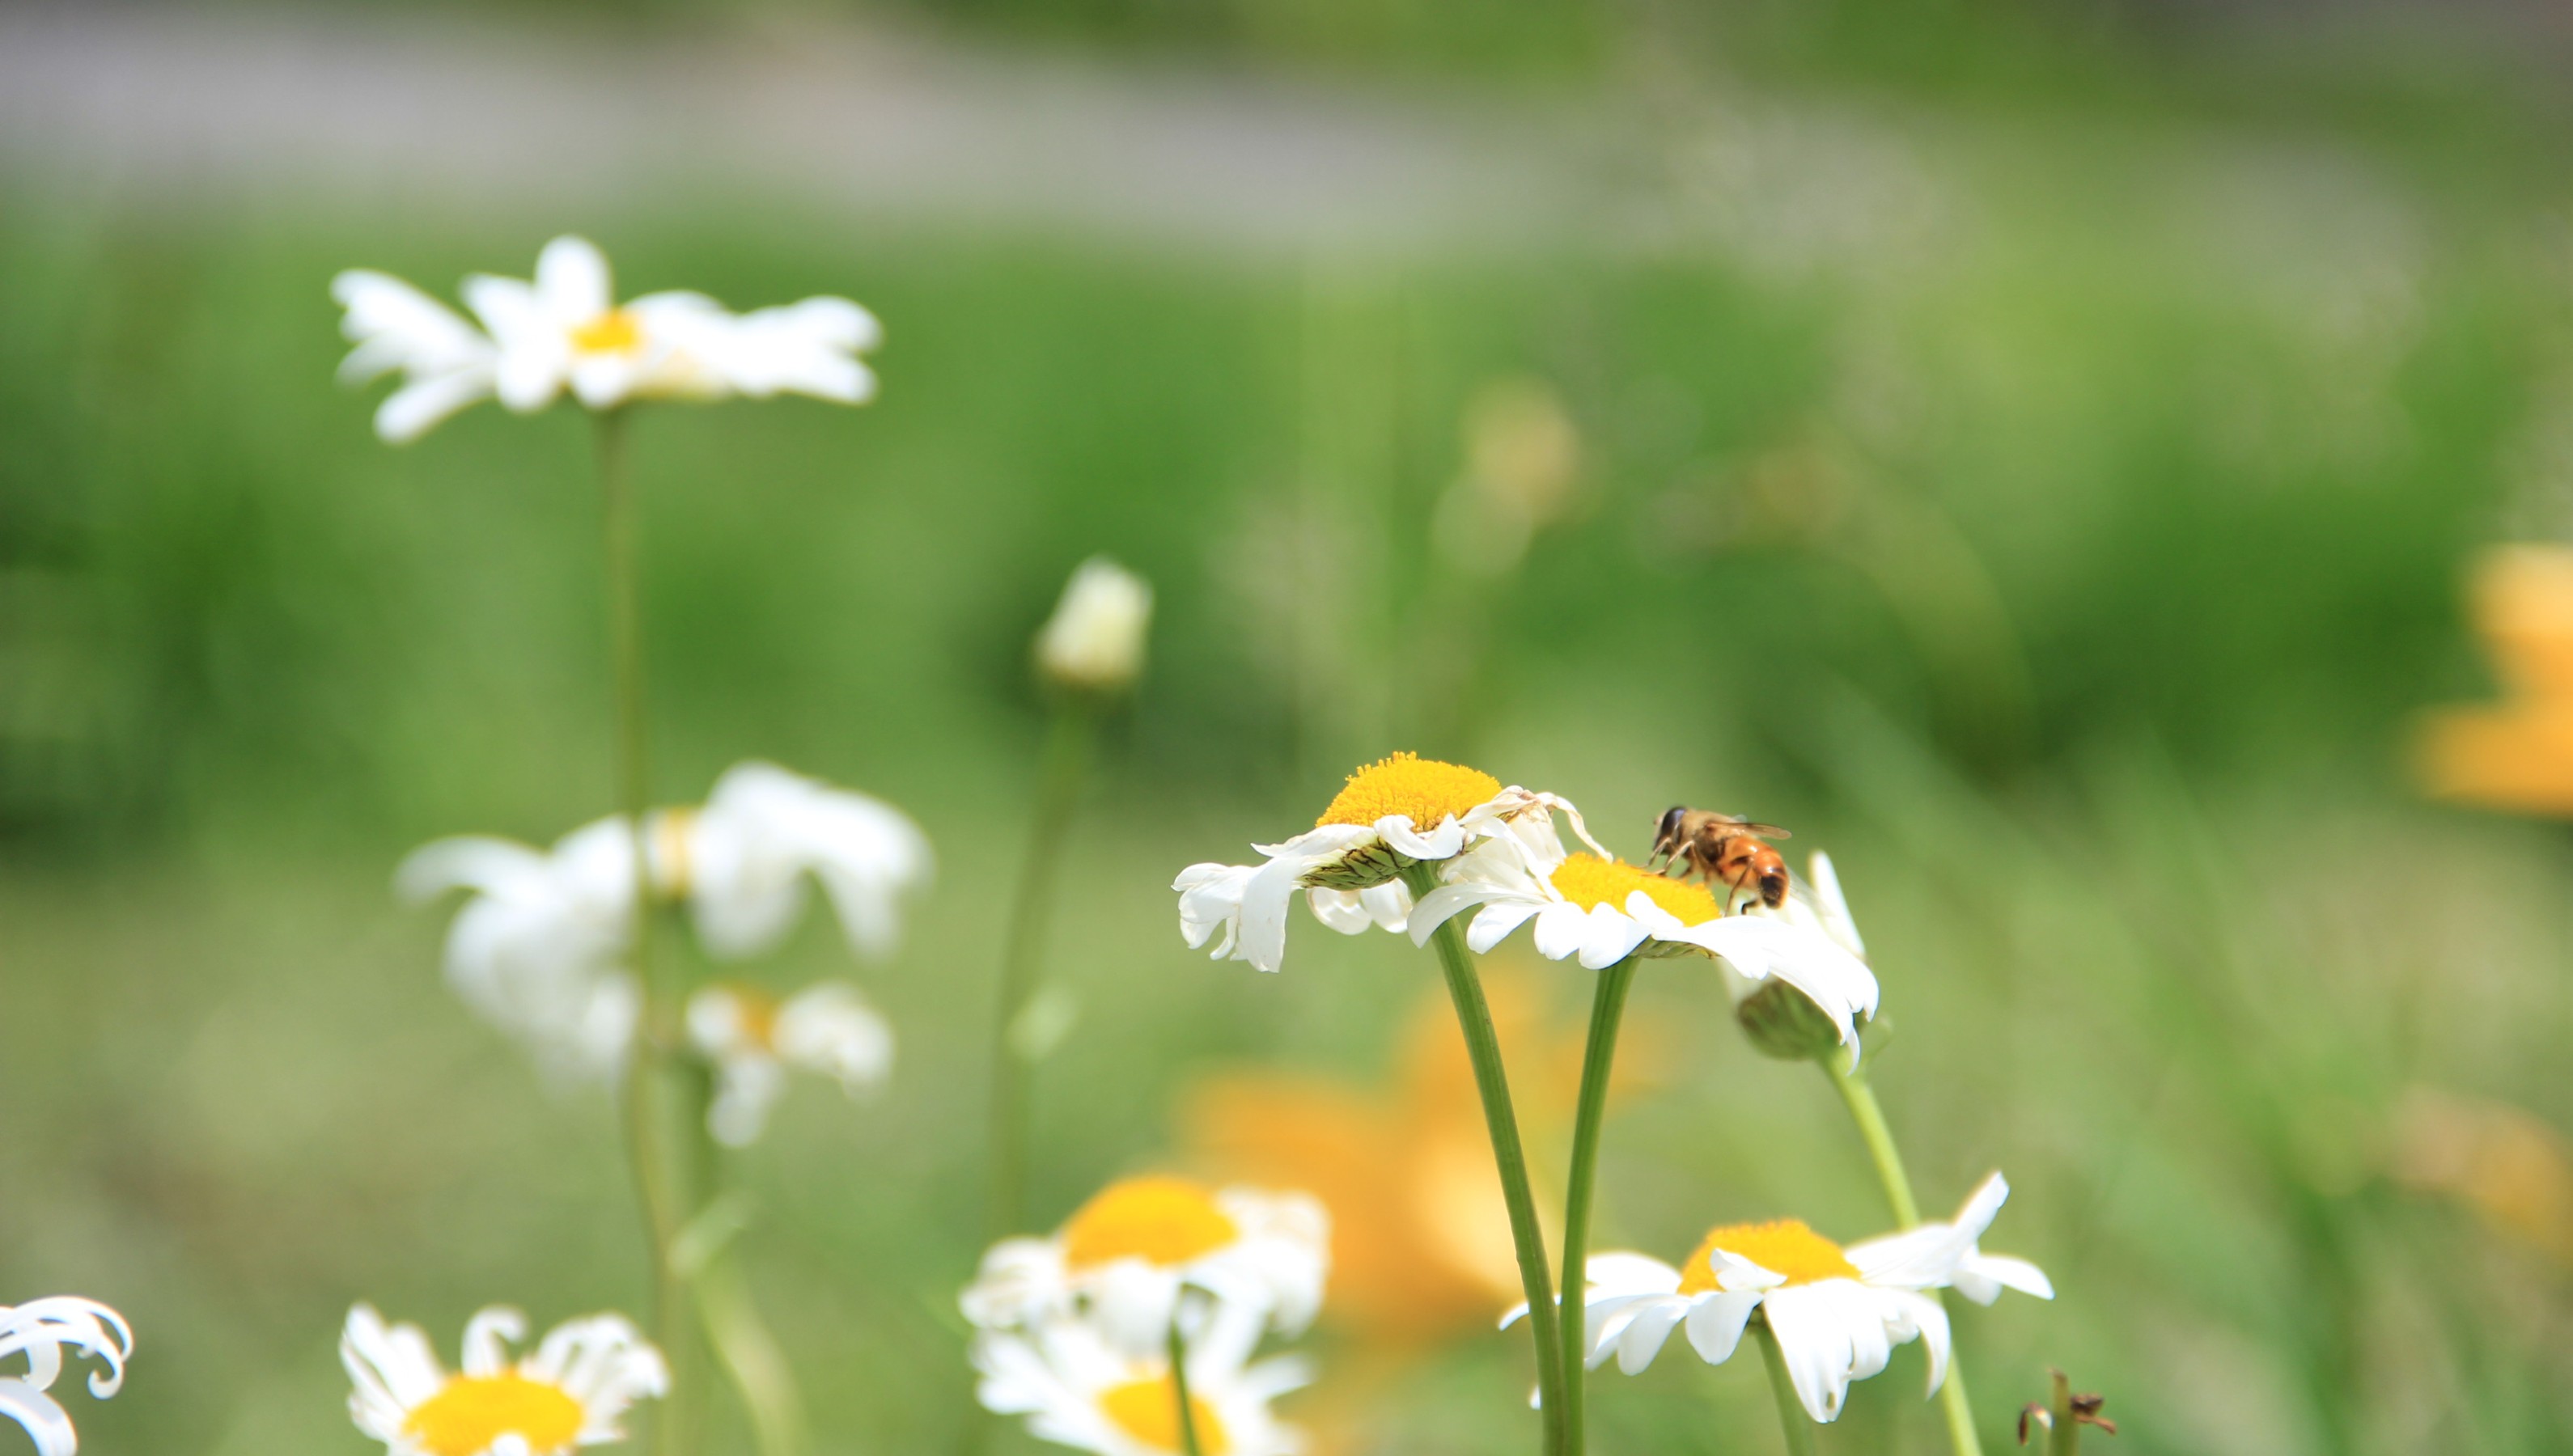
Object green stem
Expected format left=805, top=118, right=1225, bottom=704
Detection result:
left=696, top=1248, right=808, bottom=1456
left=986, top=705, right=1096, bottom=1238
left=1401, top=862, right=1566, bottom=1456
left=1820, top=1049, right=1980, bottom=1456
left=2043, top=1370, right=2080, bottom=1456
left=1165, top=1317, right=1204, bottom=1456
left=1558, top=956, right=1636, bottom=1456
left=597, top=409, right=694, bottom=1456
left=1754, top=1317, right=1821, bottom=1456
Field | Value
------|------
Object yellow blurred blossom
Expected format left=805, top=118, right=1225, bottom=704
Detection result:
left=2391, top=1086, right=2573, bottom=1268
left=2418, top=545, right=2573, bottom=815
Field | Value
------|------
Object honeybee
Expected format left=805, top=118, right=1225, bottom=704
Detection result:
left=1650, top=807, right=1792, bottom=910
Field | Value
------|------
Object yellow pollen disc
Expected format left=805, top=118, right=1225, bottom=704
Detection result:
left=1315, top=752, right=1503, bottom=831
left=1676, top=1218, right=1859, bottom=1294
left=570, top=309, right=643, bottom=355
left=1547, top=853, right=1723, bottom=925
left=1099, top=1374, right=1231, bottom=1456
left=402, top=1373, right=587, bottom=1456
left=716, top=983, right=782, bottom=1050
left=1062, top=1176, right=1240, bottom=1270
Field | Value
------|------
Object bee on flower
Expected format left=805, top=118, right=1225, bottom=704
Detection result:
left=341, top=1305, right=666, bottom=1456
left=964, top=1175, right=1329, bottom=1355
left=1172, top=752, right=1597, bottom=975
left=1520, top=1173, right=2049, bottom=1424
left=398, top=760, right=929, bottom=1081
left=332, top=235, right=882, bottom=442
left=1408, top=819, right=1879, bottom=1056
left=973, top=1295, right=1311, bottom=1456
left=0, top=1297, right=131, bottom=1456
left=686, top=980, right=894, bottom=1147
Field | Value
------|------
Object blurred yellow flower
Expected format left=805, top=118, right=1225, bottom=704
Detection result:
left=2391, top=1086, right=2573, bottom=1268
left=2418, top=545, right=2573, bottom=815
left=1180, top=966, right=1639, bottom=1349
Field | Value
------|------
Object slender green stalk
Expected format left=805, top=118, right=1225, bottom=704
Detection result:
left=697, top=1249, right=808, bottom=1456
left=597, top=409, right=694, bottom=1456
left=1820, top=1049, right=1980, bottom=1456
left=1401, top=862, right=1566, bottom=1456
left=1753, top=1318, right=1821, bottom=1456
left=2042, top=1370, right=2080, bottom=1456
left=986, top=705, right=1096, bottom=1237
left=1165, top=1318, right=1205, bottom=1456
left=1558, top=955, right=1637, bottom=1456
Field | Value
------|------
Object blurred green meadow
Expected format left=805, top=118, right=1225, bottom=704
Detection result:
left=7, top=2, right=2573, bottom=1454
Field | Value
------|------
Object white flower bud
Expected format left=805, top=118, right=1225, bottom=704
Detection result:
left=1034, top=557, right=1152, bottom=692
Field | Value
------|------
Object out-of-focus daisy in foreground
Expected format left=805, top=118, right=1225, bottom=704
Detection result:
left=686, top=980, right=894, bottom=1147
left=1410, top=826, right=1879, bottom=1056
left=0, top=1297, right=131, bottom=1456
left=1173, top=753, right=1597, bottom=975
left=964, top=1175, right=1329, bottom=1354
left=341, top=1304, right=666, bottom=1456
left=973, top=1297, right=1309, bottom=1456
left=1036, top=557, right=1155, bottom=696
left=1520, top=1173, right=2048, bottom=1424
left=398, top=760, right=929, bottom=1078
left=333, top=235, right=881, bottom=442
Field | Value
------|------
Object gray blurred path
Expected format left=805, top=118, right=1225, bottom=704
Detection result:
left=0, top=7, right=1655, bottom=254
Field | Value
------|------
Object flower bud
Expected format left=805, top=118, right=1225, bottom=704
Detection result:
left=1734, top=976, right=1847, bottom=1062
left=1034, top=557, right=1152, bottom=693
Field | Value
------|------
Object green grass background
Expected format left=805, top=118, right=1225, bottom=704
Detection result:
left=6, top=3, right=2573, bottom=1453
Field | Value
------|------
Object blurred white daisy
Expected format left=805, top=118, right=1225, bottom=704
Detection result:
left=332, top=236, right=880, bottom=440
left=973, top=1297, right=1308, bottom=1456
left=1036, top=557, right=1154, bottom=694
left=399, top=760, right=929, bottom=1079
left=0, top=1297, right=131, bottom=1456
left=1514, top=1173, right=2048, bottom=1424
left=685, top=980, right=894, bottom=1147
left=964, top=1176, right=1328, bottom=1354
left=331, top=271, right=500, bottom=443
left=1173, top=753, right=1595, bottom=975
left=341, top=1304, right=666, bottom=1456
left=1410, top=830, right=1880, bottom=1055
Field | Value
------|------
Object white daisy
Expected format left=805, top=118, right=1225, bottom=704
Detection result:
left=333, top=236, right=880, bottom=438
left=964, top=1176, right=1329, bottom=1354
left=973, top=1297, right=1309, bottom=1456
left=1036, top=557, right=1155, bottom=693
left=398, top=760, right=930, bottom=1079
left=0, top=1297, right=131, bottom=1456
left=1409, top=829, right=1880, bottom=1055
left=330, top=270, right=500, bottom=443
left=685, top=980, right=895, bottom=1148
left=1173, top=753, right=1596, bottom=975
left=1514, top=1173, right=2048, bottom=1424
left=668, top=760, right=933, bottom=964
left=341, top=1304, right=666, bottom=1456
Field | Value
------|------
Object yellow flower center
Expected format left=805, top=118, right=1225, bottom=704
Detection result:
left=1099, top=1375, right=1231, bottom=1456
left=1676, top=1219, right=1860, bottom=1294
left=714, top=983, right=781, bottom=1051
left=1547, top=853, right=1723, bottom=925
left=1315, top=753, right=1502, bottom=831
left=1062, top=1176, right=1240, bottom=1270
left=570, top=309, right=643, bottom=356
left=402, top=1373, right=587, bottom=1456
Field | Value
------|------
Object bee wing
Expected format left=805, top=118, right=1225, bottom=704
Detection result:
left=1730, top=819, right=1791, bottom=840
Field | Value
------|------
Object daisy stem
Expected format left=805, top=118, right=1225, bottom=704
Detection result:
left=1753, top=1317, right=1821, bottom=1456
left=1558, top=954, right=1638, bottom=1456
left=986, top=703, right=1096, bottom=1238
left=597, top=407, right=694, bottom=1456
left=1401, top=861, right=1567, bottom=1456
left=1165, top=1315, right=1205, bottom=1456
left=1819, top=1048, right=1982, bottom=1456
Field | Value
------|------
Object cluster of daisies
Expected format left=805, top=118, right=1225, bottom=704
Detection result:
left=963, top=1175, right=1330, bottom=1456
left=1172, top=753, right=2053, bottom=1430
